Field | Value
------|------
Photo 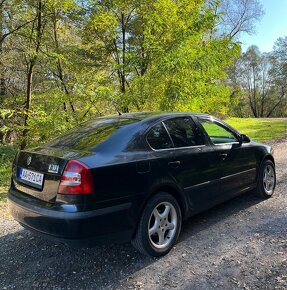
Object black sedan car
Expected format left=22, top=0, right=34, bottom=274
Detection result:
left=8, top=112, right=276, bottom=256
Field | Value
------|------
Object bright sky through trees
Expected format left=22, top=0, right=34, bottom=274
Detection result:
left=240, top=0, right=287, bottom=52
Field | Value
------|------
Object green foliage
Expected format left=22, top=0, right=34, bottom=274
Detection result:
left=1, top=0, right=281, bottom=148
left=0, top=145, right=17, bottom=203
left=143, top=1, right=239, bottom=113
left=82, top=0, right=240, bottom=114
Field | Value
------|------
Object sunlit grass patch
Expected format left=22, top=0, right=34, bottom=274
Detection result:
left=225, top=118, right=287, bottom=142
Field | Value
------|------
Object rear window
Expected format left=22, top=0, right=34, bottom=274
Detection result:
left=164, top=117, right=202, bottom=147
left=48, top=118, right=138, bottom=151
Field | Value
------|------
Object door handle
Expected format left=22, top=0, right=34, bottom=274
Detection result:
left=219, top=153, right=228, bottom=160
left=168, top=161, right=181, bottom=168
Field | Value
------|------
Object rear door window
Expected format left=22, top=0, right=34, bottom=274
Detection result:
left=164, top=117, right=203, bottom=148
left=147, top=123, right=173, bottom=150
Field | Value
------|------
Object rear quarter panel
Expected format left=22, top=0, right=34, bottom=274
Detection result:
left=79, top=150, right=187, bottom=228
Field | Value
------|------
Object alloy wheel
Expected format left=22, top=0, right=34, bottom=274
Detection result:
left=263, top=164, right=275, bottom=195
left=148, top=202, right=178, bottom=249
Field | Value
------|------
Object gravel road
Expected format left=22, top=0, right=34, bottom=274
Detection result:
left=0, top=138, right=286, bottom=290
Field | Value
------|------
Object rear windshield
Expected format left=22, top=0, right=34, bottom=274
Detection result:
left=47, top=118, right=138, bottom=151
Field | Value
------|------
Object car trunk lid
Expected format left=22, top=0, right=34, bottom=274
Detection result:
left=12, top=147, right=92, bottom=203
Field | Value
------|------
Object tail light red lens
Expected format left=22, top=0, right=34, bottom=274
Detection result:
left=58, top=160, right=94, bottom=195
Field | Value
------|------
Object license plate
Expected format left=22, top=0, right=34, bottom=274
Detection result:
left=19, top=168, right=44, bottom=187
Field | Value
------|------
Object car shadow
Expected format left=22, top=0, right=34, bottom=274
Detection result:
left=0, top=191, right=265, bottom=289
left=180, top=191, right=264, bottom=241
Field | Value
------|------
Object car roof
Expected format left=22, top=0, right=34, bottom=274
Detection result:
left=109, top=112, right=240, bottom=137
left=98, top=112, right=211, bottom=122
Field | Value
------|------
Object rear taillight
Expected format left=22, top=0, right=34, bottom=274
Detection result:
left=58, top=160, right=94, bottom=195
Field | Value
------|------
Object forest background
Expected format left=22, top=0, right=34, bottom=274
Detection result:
left=0, top=0, right=287, bottom=150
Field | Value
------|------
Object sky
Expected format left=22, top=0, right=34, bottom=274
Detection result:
left=240, top=0, right=287, bottom=52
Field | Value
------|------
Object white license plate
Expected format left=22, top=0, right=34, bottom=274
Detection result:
left=19, top=168, right=44, bottom=187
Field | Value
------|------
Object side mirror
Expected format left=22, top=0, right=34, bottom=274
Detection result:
left=240, top=134, right=250, bottom=143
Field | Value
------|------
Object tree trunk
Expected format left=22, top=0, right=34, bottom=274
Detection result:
left=0, top=4, right=6, bottom=96
left=0, top=5, right=6, bottom=144
left=0, top=78, right=5, bottom=95
left=120, top=13, right=128, bottom=113
left=252, top=66, right=258, bottom=117
left=52, top=10, right=75, bottom=117
left=21, top=0, right=43, bottom=149
left=266, top=92, right=285, bottom=117
left=21, top=62, right=34, bottom=149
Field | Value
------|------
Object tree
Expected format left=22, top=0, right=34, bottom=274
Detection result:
left=212, top=0, right=264, bottom=40
left=84, top=0, right=238, bottom=114
left=0, top=0, right=38, bottom=143
left=20, top=0, right=46, bottom=149
left=231, top=45, right=287, bottom=117
left=0, top=1, right=5, bottom=96
left=268, top=37, right=287, bottom=116
left=0, top=0, right=250, bottom=147
left=0, top=0, right=39, bottom=96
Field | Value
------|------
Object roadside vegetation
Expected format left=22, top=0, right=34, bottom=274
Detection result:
left=226, top=118, right=287, bottom=142
left=0, top=145, right=16, bottom=204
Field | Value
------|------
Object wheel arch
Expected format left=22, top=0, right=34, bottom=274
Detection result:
left=150, top=184, right=187, bottom=217
left=262, top=154, right=275, bottom=166
left=254, top=153, right=276, bottom=198
left=256, top=153, right=276, bottom=183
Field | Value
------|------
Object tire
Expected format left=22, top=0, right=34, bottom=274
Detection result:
left=255, top=159, right=276, bottom=198
left=132, top=192, right=182, bottom=257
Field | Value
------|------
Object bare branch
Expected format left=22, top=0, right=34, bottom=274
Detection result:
left=0, top=18, right=37, bottom=44
left=213, top=0, right=264, bottom=39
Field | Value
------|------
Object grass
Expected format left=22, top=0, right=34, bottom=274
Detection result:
left=225, top=118, right=287, bottom=142
left=0, top=118, right=286, bottom=205
left=0, top=145, right=17, bottom=205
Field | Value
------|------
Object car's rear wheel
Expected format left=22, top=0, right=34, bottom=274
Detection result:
left=132, top=192, right=182, bottom=257
left=255, top=159, right=276, bottom=198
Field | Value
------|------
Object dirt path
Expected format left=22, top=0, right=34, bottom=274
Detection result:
left=0, top=138, right=286, bottom=290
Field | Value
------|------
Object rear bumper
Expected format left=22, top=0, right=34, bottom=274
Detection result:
left=8, top=189, right=134, bottom=247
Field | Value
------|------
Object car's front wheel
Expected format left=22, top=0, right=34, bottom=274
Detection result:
left=132, top=192, right=182, bottom=257
left=255, top=159, right=276, bottom=198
